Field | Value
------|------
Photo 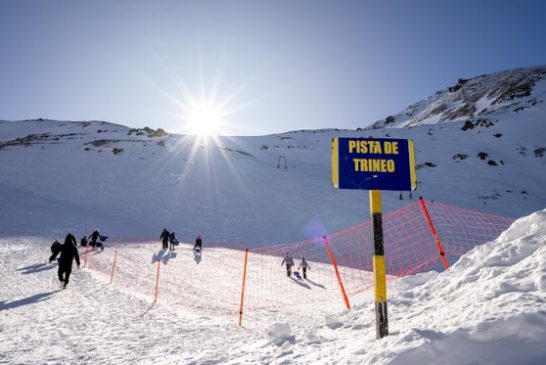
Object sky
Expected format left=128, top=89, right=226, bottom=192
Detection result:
left=1, top=0, right=545, bottom=136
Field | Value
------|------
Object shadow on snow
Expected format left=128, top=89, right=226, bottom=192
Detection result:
left=0, top=290, right=61, bottom=311
left=16, top=263, right=55, bottom=275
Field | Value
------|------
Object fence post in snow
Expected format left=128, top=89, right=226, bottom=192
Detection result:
left=83, top=248, right=89, bottom=268
left=109, top=250, right=118, bottom=284
left=153, top=260, right=161, bottom=302
left=238, top=249, right=249, bottom=326
left=419, top=197, right=449, bottom=270
left=323, top=235, right=351, bottom=310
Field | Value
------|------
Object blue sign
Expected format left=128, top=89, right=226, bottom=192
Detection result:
left=332, top=137, right=416, bottom=191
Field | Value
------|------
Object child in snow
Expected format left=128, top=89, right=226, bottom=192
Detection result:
left=169, top=232, right=177, bottom=251
left=281, top=252, right=294, bottom=277
left=298, top=257, right=310, bottom=279
left=80, top=236, right=88, bottom=247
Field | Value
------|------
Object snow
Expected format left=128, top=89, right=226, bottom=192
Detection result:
left=379, top=65, right=546, bottom=129
left=1, top=104, right=545, bottom=244
left=1, top=65, right=546, bottom=363
left=1, top=209, right=545, bottom=364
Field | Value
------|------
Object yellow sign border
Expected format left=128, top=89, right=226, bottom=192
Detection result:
left=408, top=139, right=417, bottom=190
left=331, top=138, right=339, bottom=188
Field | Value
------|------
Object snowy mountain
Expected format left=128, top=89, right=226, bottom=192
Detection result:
left=1, top=66, right=545, bottom=245
left=1, top=64, right=545, bottom=364
left=369, top=65, right=546, bottom=129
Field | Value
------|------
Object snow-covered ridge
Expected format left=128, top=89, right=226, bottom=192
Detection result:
left=369, top=64, right=546, bottom=129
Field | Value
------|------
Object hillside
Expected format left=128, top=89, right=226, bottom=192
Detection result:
left=1, top=208, right=544, bottom=364
left=0, top=66, right=545, bottom=245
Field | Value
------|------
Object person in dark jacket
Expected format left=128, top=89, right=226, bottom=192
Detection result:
left=50, top=233, right=80, bottom=289
left=88, top=229, right=104, bottom=250
left=80, top=236, right=88, bottom=247
left=169, top=232, right=177, bottom=251
left=194, top=235, right=202, bottom=252
left=160, top=228, right=170, bottom=250
left=50, top=240, right=61, bottom=259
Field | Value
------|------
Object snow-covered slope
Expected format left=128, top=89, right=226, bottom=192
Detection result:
left=1, top=64, right=545, bottom=365
left=1, top=208, right=544, bottom=364
left=369, top=65, right=546, bottom=128
left=0, top=66, right=545, bottom=245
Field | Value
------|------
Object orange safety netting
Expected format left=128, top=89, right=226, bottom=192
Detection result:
left=81, top=199, right=515, bottom=317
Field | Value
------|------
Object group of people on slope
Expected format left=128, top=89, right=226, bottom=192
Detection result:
left=48, top=229, right=106, bottom=289
left=281, top=252, right=311, bottom=279
left=160, top=228, right=202, bottom=252
left=159, top=228, right=179, bottom=251
left=79, top=229, right=107, bottom=250
left=49, top=228, right=310, bottom=289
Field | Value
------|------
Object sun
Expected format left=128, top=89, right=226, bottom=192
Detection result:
left=186, top=102, right=224, bottom=136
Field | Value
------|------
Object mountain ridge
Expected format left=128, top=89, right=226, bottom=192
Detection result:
left=369, top=64, right=546, bottom=129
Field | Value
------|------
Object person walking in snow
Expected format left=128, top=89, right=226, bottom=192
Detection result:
left=80, top=236, right=88, bottom=247
left=169, top=231, right=177, bottom=251
left=281, top=252, right=294, bottom=277
left=89, top=229, right=105, bottom=250
left=50, top=233, right=80, bottom=289
left=298, top=257, right=310, bottom=279
left=160, top=228, right=170, bottom=250
left=194, top=235, right=203, bottom=252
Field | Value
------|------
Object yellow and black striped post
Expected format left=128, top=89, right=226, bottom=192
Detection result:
left=370, top=190, right=388, bottom=339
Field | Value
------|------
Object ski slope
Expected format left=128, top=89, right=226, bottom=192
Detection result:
left=1, top=209, right=545, bottom=364
left=1, top=66, right=545, bottom=245
left=0, top=104, right=545, bottom=245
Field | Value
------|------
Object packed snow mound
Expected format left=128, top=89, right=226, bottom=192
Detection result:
left=370, top=65, right=546, bottom=128
left=394, top=208, right=546, bottom=312
left=322, top=208, right=546, bottom=365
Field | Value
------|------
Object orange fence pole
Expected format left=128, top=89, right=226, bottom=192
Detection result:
left=109, top=250, right=118, bottom=284
left=323, top=236, right=351, bottom=310
left=419, top=197, right=449, bottom=270
left=238, top=249, right=249, bottom=326
left=83, top=248, right=89, bottom=268
left=153, top=260, right=161, bottom=302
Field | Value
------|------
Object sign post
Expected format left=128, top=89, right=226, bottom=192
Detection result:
left=370, top=189, right=388, bottom=338
left=332, top=137, right=416, bottom=339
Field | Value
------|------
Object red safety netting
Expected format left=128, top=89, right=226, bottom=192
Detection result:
left=81, top=200, right=515, bottom=319
left=82, top=243, right=243, bottom=316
